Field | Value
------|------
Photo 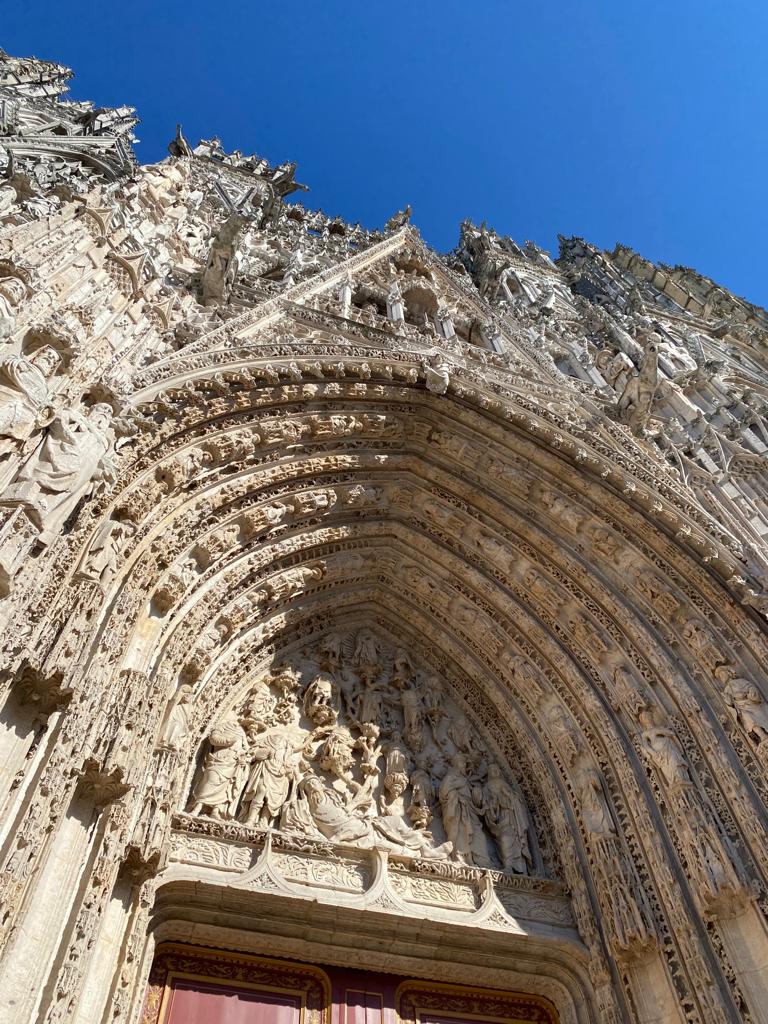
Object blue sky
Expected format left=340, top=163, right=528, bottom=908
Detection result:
left=4, top=1, right=767, bottom=307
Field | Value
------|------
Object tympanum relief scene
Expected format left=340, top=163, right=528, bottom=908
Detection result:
left=2, top=44, right=768, bottom=1024
left=185, top=631, right=532, bottom=872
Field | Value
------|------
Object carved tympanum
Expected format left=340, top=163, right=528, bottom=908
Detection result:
left=187, top=629, right=534, bottom=872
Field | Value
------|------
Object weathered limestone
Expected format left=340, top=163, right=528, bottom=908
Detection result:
left=0, top=42, right=768, bottom=1024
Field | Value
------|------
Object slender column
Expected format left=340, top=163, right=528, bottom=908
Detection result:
left=717, top=906, right=768, bottom=1024
left=71, top=874, right=134, bottom=1024
left=0, top=790, right=97, bottom=1023
left=626, top=958, right=686, bottom=1024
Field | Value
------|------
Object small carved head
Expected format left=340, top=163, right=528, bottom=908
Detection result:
left=29, top=345, right=61, bottom=376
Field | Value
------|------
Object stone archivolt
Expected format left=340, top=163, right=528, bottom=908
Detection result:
left=1, top=44, right=768, bottom=1024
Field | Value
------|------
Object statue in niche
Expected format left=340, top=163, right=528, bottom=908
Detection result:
left=240, top=710, right=306, bottom=827
left=695, top=831, right=732, bottom=897
left=716, top=666, right=768, bottom=747
left=266, top=563, right=324, bottom=603
left=0, top=345, right=60, bottom=488
left=595, top=349, right=635, bottom=394
left=352, top=628, right=382, bottom=679
left=162, top=683, right=194, bottom=751
left=302, top=671, right=339, bottom=726
left=481, top=762, right=532, bottom=874
left=5, top=402, right=116, bottom=544
left=575, top=763, right=615, bottom=837
left=681, top=618, right=723, bottom=674
left=545, top=701, right=584, bottom=763
left=77, top=515, right=135, bottom=588
left=638, top=707, right=691, bottom=789
left=187, top=714, right=248, bottom=819
left=424, top=352, right=450, bottom=395
left=439, top=752, right=493, bottom=867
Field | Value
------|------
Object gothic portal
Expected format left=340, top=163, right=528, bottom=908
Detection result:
left=0, top=45, right=768, bottom=1024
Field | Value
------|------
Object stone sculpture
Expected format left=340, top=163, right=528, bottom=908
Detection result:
left=0, top=345, right=60, bottom=488
left=639, top=708, right=691, bottom=788
left=3, top=43, right=768, bottom=1024
left=717, top=666, right=768, bottom=748
left=240, top=715, right=306, bottom=826
left=78, top=516, right=135, bottom=587
left=185, top=632, right=532, bottom=872
left=481, top=762, right=532, bottom=873
left=187, top=714, right=249, bottom=819
left=4, top=402, right=116, bottom=543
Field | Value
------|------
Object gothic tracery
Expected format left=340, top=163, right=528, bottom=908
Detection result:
left=0, top=45, right=767, bottom=1024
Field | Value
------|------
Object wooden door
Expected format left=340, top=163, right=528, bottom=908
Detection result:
left=142, top=946, right=558, bottom=1024
left=162, top=979, right=302, bottom=1024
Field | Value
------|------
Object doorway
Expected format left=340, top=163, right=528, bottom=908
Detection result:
left=142, top=946, right=559, bottom=1024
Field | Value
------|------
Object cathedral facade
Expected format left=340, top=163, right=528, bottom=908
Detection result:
left=1, top=46, right=768, bottom=1024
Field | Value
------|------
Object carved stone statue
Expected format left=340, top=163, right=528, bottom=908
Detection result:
left=0, top=274, right=26, bottom=323
left=422, top=674, right=450, bottom=747
left=575, top=763, right=615, bottom=837
left=201, top=213, right=245, bottom=306
left=297, top=775, right=450, bottom=859
left=4, top=402, right=116, bottom=544
left=616, top=340, right=660, bottom=435
left=438, top=752, right=493, bottom=867
left=717, top=667, right=768, bottom=747
left=188, top=714, right=248, bottom=819
left=481, top=762, right=532, bottom=874
left=316, top=724, right=359, bottom=792
left=638, top=708, right=691, bottom=788
left=0, top=345, right=60, bottom=488
left=424, top=352, right=450, bottom=395
left=77, top=516, right=135, bottom=588
left=350, top=673, right=390, bottom=727
left=240, top=714, right=305, bottom=826
left=595, top=348, right=635, bottom=393
left=395, top=674, right=424, bottom=752
left=186, top=631, right=534, bottom=871
left=163, top=683, right=194, bottom=751
left=352, top=628, right=382, bottom=679
left=384, top=205, right=411, bottom=232
left=381, top=733, right=409, bottom=813
left=408, top=757, right=434, bottom=830
left=302, top=671, right=339, bottom=726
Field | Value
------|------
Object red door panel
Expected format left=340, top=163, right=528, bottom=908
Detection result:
left=164, top=978, right=302, bottom=1024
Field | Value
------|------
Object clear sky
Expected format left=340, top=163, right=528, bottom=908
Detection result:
left=4, top=1, right=767, bottom=307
